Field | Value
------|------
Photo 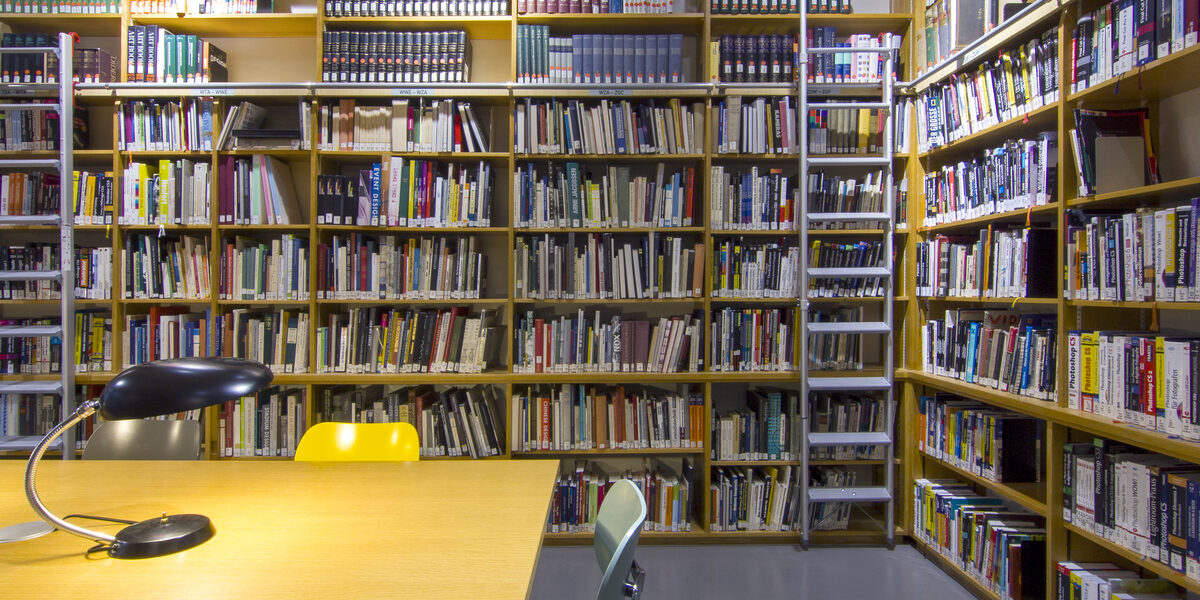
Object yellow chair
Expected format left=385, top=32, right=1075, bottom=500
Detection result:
left=294, top=422, right=420, bottom=462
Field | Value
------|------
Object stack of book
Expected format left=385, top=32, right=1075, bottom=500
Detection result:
left=710, top=465, right=805, bottom=531
left=713, top=96, right=800, bottom=155
left=921, top=309, right=1058, bottom=401
left=0, top=394, right=60, bottom=438
left=512, top=384, right=704, bottom=451
left=121, top=234, right=211, bottom=300
left=73, top=311, right=112, bottom=372
left=321, top=30, right=470, bottom=83
left=119, top=160, right=212, bottom=226
left=521, top=0, right=677, bottom=13
left=709, top=306, right=798, bottom=372
left=218, top=235, right=309, bottom=302
left=2, top=0, right=121, bottom=12
left=73, top=170, right=114, bottom=225
left=316, top=306, right=503, bottom=375
left=710, top=0, right=829, bottom=13
left=1055, top=563, right=1176, bottom=600
left=216, top=155, right=304, bottom=225
left=0, top=33, right=61, bottom=83
left=709, top=166, right=798, bottom=231
left=0, top=318, right=60, bottom=374
left=807, top=106, right=887, bottom=154
left=0, top=172, right=60, bottom=218
left=0, top=101, right=63, bottom=151
left=515, top=162, right=696, bottom=228
left=711, top=236, right=800, bottom=299
left=516, top=27, right=687, bottom=84
left=217, top=309, right=309, bottom=373
left=317, top=159, right=494, bottom=228
left=124, top=26, right=228, bottom=82
left=1068, top=107, right=1158, bottom=197
left=920, top=135, right=1058, bottom=226
left=318, top=98, right=490, bottom=153
left=514, top=309, right=704, bottom=374
left=118, top=98, right=215, bottom=152
left=1070, top=0, right=1194, bottom=95
left=315, top=234, right=487, bottom=301
left=514, top=98, right=705, bottom=155
left=549, top=459, right=695, bottom=533
left=917, top=393, right=1043, bottom=483
left=218, top=387, right=308, bottom=458
left=806, top=30, right=900, bottom=83
left=1066, top=204, right=1200, bottom=303
left=0, top=244, right=111, bottom=300
left=515, top=233, right=703, bottom=300
left=915, top=227, right=1056, bottom=299
left=712, top=388, right=802, bottom=461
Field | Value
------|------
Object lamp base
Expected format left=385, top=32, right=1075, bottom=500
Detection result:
left=108, top=514, right=214, bottom=559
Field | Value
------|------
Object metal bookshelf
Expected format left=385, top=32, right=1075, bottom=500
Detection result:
left=797, top=16, right=896, bottom=546
left=0, top=33, right=76, bottom=456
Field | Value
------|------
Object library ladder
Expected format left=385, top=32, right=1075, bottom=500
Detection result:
left=0, top=33, right=76, bottom=457
left=797, top=19, right=896, bottom=547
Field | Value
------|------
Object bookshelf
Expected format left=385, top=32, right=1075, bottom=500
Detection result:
left=900, top=0, right=1200, bottom=596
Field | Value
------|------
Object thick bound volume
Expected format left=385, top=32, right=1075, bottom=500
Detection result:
left=918, top=393, right=1043, bottom=482
left=218, top=387, right=307, bottom=458
left=315, top=233, right=487, bottom=301
left=123, top=26, right=227, bottom=83
left=513, top=384, right=703, bottom=451
left=329, top=0, right=507, bottom=15
left=218, top=235, right=309, bottom=302
left=516, top=27, right=686, bottom=84
left=716, top=34, right=798, bottom=83
left=913, top=479, right=1046, bottom=599
left=322, top=30, right=470, bottom=83
left=916, top=227, right=1056, bottom=299
left=549, top=459, right=694, bottom=533
left=317, top=306, right=502, bottom=374
left=0, top=245, right=111, bottom=301
left=921, top=310, right=1058, bottom=400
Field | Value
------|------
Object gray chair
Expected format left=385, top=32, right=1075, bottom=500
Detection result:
left=594, top=479, right=648, bottom=600
left=82, top=419, right=202, bottom=460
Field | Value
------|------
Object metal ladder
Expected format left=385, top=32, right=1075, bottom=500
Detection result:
left=0, top=33, right=76, bottom=457
left=798, top=18, right=895, bottom=546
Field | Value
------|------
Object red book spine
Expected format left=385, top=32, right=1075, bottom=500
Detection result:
left=534, top=318, right=545, bottom=373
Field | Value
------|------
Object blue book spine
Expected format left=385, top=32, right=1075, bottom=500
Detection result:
left=1019, top=325, right=1034, bottom=391
left=612, top=103, right=627, bottom=154
left=571, top=35, right=581, bottom=84
left=965, top=321, right=980, bottom=383
left=370, top=162, right=382, bottom=226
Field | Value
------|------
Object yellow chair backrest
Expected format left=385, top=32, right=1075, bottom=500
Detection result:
left=294, top=422, right=420, bottom=462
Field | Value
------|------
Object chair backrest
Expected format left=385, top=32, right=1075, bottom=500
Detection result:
left=293, top=422, right=420, bottom=461
left=594, top=479, right=647, bottom=600
left=82, top=419, right=202, bottom=460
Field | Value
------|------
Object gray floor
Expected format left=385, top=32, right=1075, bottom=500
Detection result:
left=531, top=544, right=978, bottom=600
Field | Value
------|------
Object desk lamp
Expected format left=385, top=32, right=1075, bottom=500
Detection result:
left=24, top=357, right=272, bottom=559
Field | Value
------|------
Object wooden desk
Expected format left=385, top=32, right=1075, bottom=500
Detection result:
left=0, top=460, right=559, bottom=599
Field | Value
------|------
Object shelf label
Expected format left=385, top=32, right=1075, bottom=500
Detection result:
left=590, top=89, right=632, bottom=97
left=394, top=88, right=436, bottom=96
left=194, top=88, right=234, bottom=96
left=808, top=86, right=838, bottom=96
left=960, top=46, right=986, bottom=67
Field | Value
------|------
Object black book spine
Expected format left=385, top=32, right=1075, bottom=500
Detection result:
left=322, top=31, right=332, bottom=82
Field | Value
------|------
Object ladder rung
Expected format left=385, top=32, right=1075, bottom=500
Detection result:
left=808, top=486, right=892, bottom=503
left=0, top=159, right=59, bottom=169
left=807, top=267, right=890, bottom=278
left=0, top=325, right=61, bottom=337
left=0, top=103, right=58, bottom=111
left=0, top=47, right=60, bottom=54
left=806, top=212, right=891, bottom=222
left=808, top=376, right=891, bottom=391
left=806, top=321, right=892, bottom=336
left=0, top=214, right=61, bottom=225
left=0, top=270, right=61, bottom=281
left=0, top=380, right=62, bottom=394
left=808, top=432, right=892, bottom=446
left=807, top=156, right=891, bottom=166
left=807, top=101, right=890, bottom=110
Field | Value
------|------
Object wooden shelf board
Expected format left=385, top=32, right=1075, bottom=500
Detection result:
left=511, top=448, right=702, bottom=456
left=0, top=299, right=112, bottom=305
left=514, top=12, right=704, bottom=33
left=218, top=224, right=310, bottom=231
left=1068, top=41, right=1200, bottom=104
left=129, top=13, right=318, bottom=37
left=513, top=297, right=704, bottom=304
left=710, top=459, right=893, bottom=466
left=805, top=228, right=888, bottom=235
left=910, top=537, right=1000, bottom=600
left=919, top=203, right=1058, bottom=234
left=920, top=451, right=1048, bottom=516
left=318, top=150, right=509, bottom=160
left=918, top=102, right=1057, bottom=162
left=220, top=149, right=311, bottom=158
left=121, top=150, right=210, bottom=157
left=915, top=295, right=1059, bottom=306
left=314, top=297, right=502, bottom=305
left=323, top=15, right=512, bottom=39
left=1066, top=176, right=1200, bottom=210
left=711, top=152, right=800, bottom=160
left=804, top=13, right=911, bottom=29
left=0, top=13, right=120, bottom=35
left=217, top=299, right=310, bottom=305
left=709, top=296, right=799, bottom=303
left=807, top=296, right=890, bottom=303
left=522, top=226, right=705, bottom=233
left=514, top=153, right=704, bottom=160
left=1063, top=522, right=1200, bottom=594
left=513, top=85, right=712, bottom=98
left=121, top=297, right=211, bottom=304
left=1066, top=298, right=1200, bottom=310
left=314, top=225, right=508, bottom=233
left=710, top=229, right=799, bottom=236
left=118, top=223, right=212, bottom=230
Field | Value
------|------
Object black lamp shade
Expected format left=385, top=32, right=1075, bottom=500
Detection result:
left=98, top=358, right=274, bottom=420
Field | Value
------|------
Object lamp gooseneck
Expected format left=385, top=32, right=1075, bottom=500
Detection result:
left=24, top=399, right=116, bottom=546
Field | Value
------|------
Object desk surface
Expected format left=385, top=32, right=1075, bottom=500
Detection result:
left=0, top=460, right=559, bottom=599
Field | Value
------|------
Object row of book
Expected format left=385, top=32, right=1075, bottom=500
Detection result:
left=0, top=312, right=112, bottom=374
left=125, top=26, right=228, bottom=83
left=806, top=169, right=887, bottom=215
left=805, top=30, right=900, bottom=84
left=317, top=98, right=491, bottom=153
left=920, top=134, right=1058, bottom=227
left=320, top=384, right=506, bottom=458
left=711, top=466, right=859, bottom=531
left=316, top=306, right=503, bottom=374
left=118, top=98, right=215, bottom=152
left=808, top=107, right=886, bottom=155
left=1066, top=205, right=1200, bottom=303
left=514, top=233, right=703, bottom=300
left=218, top=235, right=309, bottom=302
left=915, top=227, right=1056, bottom=299
left=1070, top=0, right=1196, bottom=96
left=711, top=0, right=849, bottom=13
left=315, top=234, right=488, bottom=300
left=1068, top=107, right=1159, bottom=198
left=0, top=33, right=61, bottom=84
left=0, top=245, right=112, bottom=300
left=0, top=172, right=59, bottom=219
left=0, top=0, right=121, bottom=12
left=512, top=384, right=703, bottom=451
left=327, top=0, right=509, bottom=15
left=519, top=0, right=677, bottom=12
left=517, top=28, right=686, bottom=85
left=921, top=310, right=1059, bottom=401
left=1054, top=563, right=1178, bottom=600
left=917, top=393, right=1042, bottom=483
left=514, top=98, right=704, bottom=155
left=1066, top=331, right=1200, bottom=438
left=320, top=30, right=470, bottom=84
left=217, top=387, right=308, bottom=458
left=121, top=233, right=211, bottom=299
left=709, top=166, right=798, bottom=231
left=808, top=308, right=866, bottom=371
left=215, top=99, right=312, bottom=151
left=0, top=101, right=62, bottom=151
left=713, top=96, right=799, bottom=155
left=711, top=237, right=799, bottom=299
left=73, top=170, right=113, bottom=225
left=716, top=34, right=796, bottom=84
left=711, top=390, right=887, bottom=461
left=0, top=394, right=60, bottom=439
left=135, top=0, right=262, bottom=12
left=912, top=479, right=1044, bottom=599
left=316, top=160, right=494, bottom=228
left=215, top=155, right=303, bottom=225
left=514, top=310, right=704, bottom=373
left=915, top=28, right=1060, bottom=151
left=1063, top=438, right=1200, bottom=584
left=548, top=459, right=695, bottom=533
left=709, top=307, right=798, bottom=372
left=119, top=160, right=212, bottom=226
left=515, top=162, right=697, bottom=229
left=124, top=307, right=309, bottom=373
left=807, top=240, right=887, bottom=298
